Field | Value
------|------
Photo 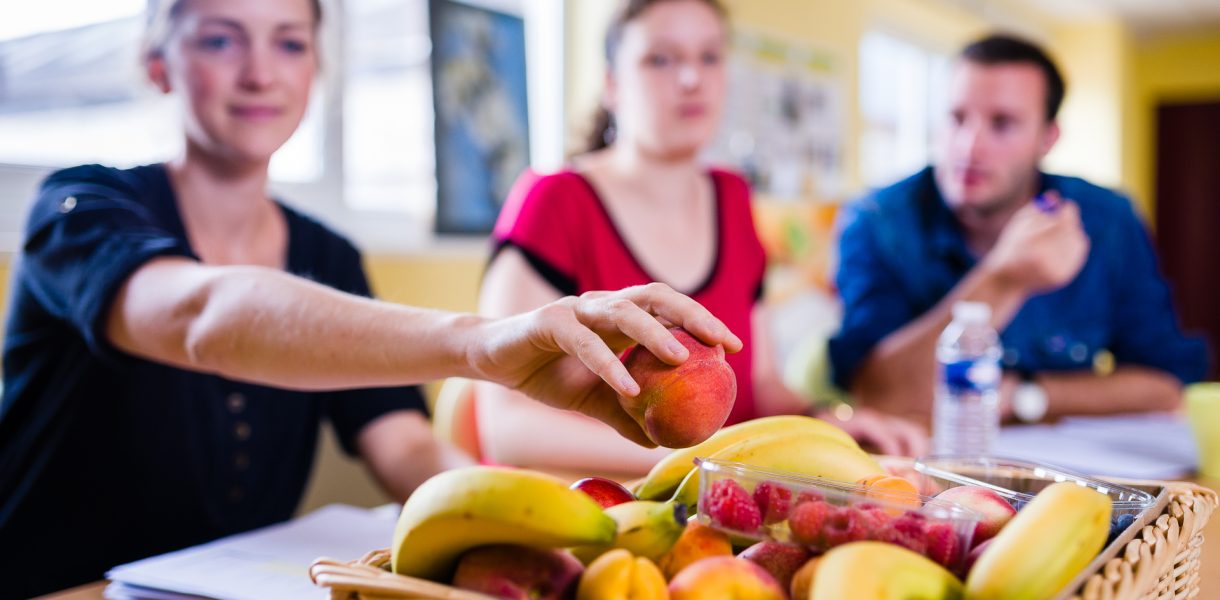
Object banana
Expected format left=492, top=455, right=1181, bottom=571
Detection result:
left=573, top=500, right=689, bottom=565
left=636, top=415, right=860, bottom=500
left=391, top=466, right=616, bottom=580
left=577, top=548, right=669, bottom=600
left=965, top=481, right=1112, bottom=600
left=811, top=541, right=964, bottom=600
left=671, top=432, right=885, bottom=506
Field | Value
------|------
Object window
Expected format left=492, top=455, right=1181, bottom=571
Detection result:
left=858, top=31, right=951, bottom=188
left=0, top=1, right=325, bottom=182
left=0, top=0, right=562, bottom=248
left=0, top=0, right=437, bottom=210
left=344, top=0, right=435, bottom=216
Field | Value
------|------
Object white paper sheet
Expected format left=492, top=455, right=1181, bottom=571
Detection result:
left=105, top=504, right=398, bottom=600
left=993, top=412, right=1199, bottom=480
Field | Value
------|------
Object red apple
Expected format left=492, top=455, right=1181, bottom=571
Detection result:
left=451, top=544, right=583, bottom=600
left=959, top=538, right=992, bottom=578
left=934, top=486, right=1017, bottom=544
left=571, top=477, right=635, bottom=508
left=738, top=541, right=812, bottom=593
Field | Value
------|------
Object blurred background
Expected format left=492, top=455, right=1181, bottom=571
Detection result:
left=0, top=0, right=1217, bottom=509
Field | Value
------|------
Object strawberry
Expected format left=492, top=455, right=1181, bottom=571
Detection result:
left=753, top=481, right=794, bottom=525
left=704, top=479, right=762, bottom=533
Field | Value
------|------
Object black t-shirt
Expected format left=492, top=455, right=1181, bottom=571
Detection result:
left=0, top=164, right=425, bottom=598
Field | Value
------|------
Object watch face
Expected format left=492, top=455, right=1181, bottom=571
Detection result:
left=1014, top=383, right=1048, bottom=423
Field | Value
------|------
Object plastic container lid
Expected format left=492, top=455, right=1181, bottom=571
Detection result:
left=913, top=456, right=1156, bottom=516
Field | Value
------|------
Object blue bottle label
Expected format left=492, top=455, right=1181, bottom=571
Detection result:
left=942, top=359, right=1000, bottom=393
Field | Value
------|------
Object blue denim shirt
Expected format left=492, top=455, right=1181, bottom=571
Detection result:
left=829, top=166, right=1208, bottom=391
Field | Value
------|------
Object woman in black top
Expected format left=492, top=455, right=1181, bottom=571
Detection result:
left=0, top=0, right=741, bottom=596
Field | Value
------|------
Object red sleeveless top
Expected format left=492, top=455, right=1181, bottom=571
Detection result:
left=491, top=168, right=766, bottom=424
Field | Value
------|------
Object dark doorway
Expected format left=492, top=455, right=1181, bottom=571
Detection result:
left=1155, top=100, right=1220, bottom=379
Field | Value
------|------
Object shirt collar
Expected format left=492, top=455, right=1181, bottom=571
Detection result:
left=920, top=168, right=1057, bottom=264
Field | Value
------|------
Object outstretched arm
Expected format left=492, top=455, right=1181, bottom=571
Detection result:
left=106, top=256, right=741, bottom=440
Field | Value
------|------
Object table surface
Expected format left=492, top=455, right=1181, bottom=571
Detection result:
left=37, top=478, right=1220, bottom=599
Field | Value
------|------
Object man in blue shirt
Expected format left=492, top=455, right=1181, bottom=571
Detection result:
left=829, top=34, right=1207, bottom=424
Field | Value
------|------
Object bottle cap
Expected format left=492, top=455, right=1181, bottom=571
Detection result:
left=952, top=301, right=991, bottom=323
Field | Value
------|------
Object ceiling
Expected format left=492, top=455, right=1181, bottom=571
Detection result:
left=1011, top=0, right=1220, bottom=37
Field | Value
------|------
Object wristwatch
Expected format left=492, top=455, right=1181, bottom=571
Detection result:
left=1012, top=371, right=1048, bottom=423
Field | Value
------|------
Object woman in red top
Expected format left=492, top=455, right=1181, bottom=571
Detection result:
left=479, top=0, right=927, bottom=472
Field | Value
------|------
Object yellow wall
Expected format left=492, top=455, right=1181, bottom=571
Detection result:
left=365, top=254, right=484, bottom=313
left=1043, top=20, right=1132, bottom=199
left=1126, top=30, right=1220, bottom=227
left=563, top=0, right=1144, bottom=200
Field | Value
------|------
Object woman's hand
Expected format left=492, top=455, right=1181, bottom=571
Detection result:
left=469, top=283, right=742, bottom=446
left=820, top=405, right=930, bottom=457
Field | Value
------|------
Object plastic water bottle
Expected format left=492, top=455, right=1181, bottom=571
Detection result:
left=933, top=302, right=1002, bottom=455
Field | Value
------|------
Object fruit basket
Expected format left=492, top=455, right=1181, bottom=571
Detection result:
left=310, top=468, right=1215, bottom=600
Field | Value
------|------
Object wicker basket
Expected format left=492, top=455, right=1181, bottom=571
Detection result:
left=310, top=481, right=1217, bottom=600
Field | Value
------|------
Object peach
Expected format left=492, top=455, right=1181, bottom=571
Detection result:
left=451, top=544, right=583, bottom=600
left=864, top=475, right=923, bottom=515
left=668, top=556, right=786, bottom=600
left=657, top=521, right=734, bottom=580
left=619, top=328, right=736, bottom=448
left=738, top=541, right=812, bottom=592
left=789, top=556, right=822, bottom=600
left=934, top=486, right=1017, bottom=543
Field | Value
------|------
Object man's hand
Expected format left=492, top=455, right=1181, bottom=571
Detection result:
left=468, top=283, right=743, bottom=446
left=982, top=191, right=1090, bottom=295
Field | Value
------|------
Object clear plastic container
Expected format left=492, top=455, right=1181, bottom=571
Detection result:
left=910, top=456, right=1156, bottom=518
left=695, top=458, right=982, bottom=569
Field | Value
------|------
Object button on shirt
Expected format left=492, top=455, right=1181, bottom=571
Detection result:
left=0, top=164, right=426, bottom=598
left=829, top=166, right=1208, bottom=391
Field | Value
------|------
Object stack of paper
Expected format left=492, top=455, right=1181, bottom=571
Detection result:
left=105, top=504, right=398, bottom=600
left=994, top=412, right=1198, bottom=480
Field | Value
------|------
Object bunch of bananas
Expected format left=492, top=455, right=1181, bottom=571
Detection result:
left=390, top=466, right=615, bottom=579
left=634, top=415, right=886, bottom=506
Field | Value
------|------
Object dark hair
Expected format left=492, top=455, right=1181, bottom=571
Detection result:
left=144, top=0, right=324, bottom=61
left=959, top=33, right=1066, bottom=122
left=584, top=0, right=728, bottom=152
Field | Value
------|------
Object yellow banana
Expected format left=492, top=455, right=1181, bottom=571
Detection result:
left=636, top=415, right=860, bottom=500
left=965, top=482, right=1112, bottom=600
left=671, top=432, right=884, bottom=506
left=811, top=541, right=963, bottom=600
left=391, top=466, right=616, bottom=579
left=577, top=548, right=669, bottom=600
left=574, top=500, right=688, bottom=564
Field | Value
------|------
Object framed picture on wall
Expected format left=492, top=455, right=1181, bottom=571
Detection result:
left=430, top=0, right=530, bottom=234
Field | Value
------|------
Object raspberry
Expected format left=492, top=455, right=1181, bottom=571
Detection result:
left=821, top=505, right=868, bottom=548
left=851, top=503, right=892, bottom=538
left=753, top=481, right=793, bottom=525
left=924, top=521, right=960, bottom=567
left=704, top=479, right=762, bottom=533
left=788, top=498, right=833, bottom=546
left=795, top=490, right=825, bottom=505
left=882, top=512, right=928, bottom=554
